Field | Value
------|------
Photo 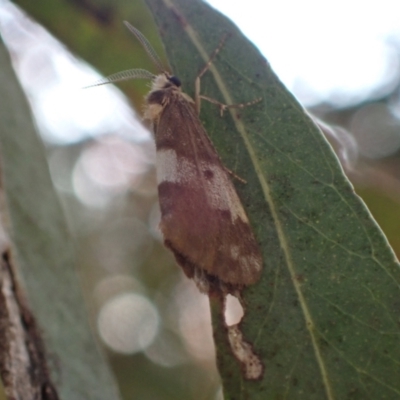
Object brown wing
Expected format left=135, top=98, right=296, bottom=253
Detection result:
left=153, top=90, right=262, bottom=288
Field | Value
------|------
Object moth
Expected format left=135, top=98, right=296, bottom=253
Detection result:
left=92, top=22, right=263, bottom=294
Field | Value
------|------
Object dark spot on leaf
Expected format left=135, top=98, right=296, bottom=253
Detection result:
left=295, top=274, right=304, bottom=283
left=170, top=7, right=188, bottom=27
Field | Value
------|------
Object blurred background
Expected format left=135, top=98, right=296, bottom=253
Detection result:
left=1, top=0, right=400, bottom=399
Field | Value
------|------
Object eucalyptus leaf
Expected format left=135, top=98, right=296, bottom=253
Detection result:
left=144, top=0, right=400, bottom=399
left=0, top=36, right=120, bottom=400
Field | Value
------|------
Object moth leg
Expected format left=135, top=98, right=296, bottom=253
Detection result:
left=200, top=95, right=262, bottom=117
left=195, top=34, right=229, bottom=114
left=225, top=167, right=247, bottom=184
left=194, top=35, right=262, bottom=115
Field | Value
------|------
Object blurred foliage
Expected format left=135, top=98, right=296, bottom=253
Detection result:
left=0, top=24, right=121, bottom=400
left=12, top=0, right=166, bottom=107
left=308, top=58, right=400, bottom=259
left=4, top=0, right=400, bottom=399
left=357, top=187, right=400, bottom=250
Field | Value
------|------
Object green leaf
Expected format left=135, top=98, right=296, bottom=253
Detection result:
left=144, top=0, right=400, bottom=398
left=0, top=36, right=121, bottom=400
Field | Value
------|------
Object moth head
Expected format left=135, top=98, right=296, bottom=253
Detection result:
left=152, top=73, right=182, bottom=91
left=167, top=75, right=182, bottom=88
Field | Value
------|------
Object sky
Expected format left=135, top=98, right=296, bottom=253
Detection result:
left=208, top=0, right=400, bottom=107
left=1, top=0, right=400, bottom=145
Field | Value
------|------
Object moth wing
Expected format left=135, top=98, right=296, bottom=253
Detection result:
left=154, top=94, right=262, bottom=286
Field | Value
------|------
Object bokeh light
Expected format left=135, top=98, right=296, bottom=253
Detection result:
left=72, top=136, right=155, bottom=208
left=98, top=292, right=159, bottom=354
left=350, top=103, right=400, bottom=159
left=208, top=0, right=400, bottom=107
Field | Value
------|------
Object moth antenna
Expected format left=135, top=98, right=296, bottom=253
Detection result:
left=84, top=68, right=156, bottom=88
left=123, top=21, right=166, bottom=74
